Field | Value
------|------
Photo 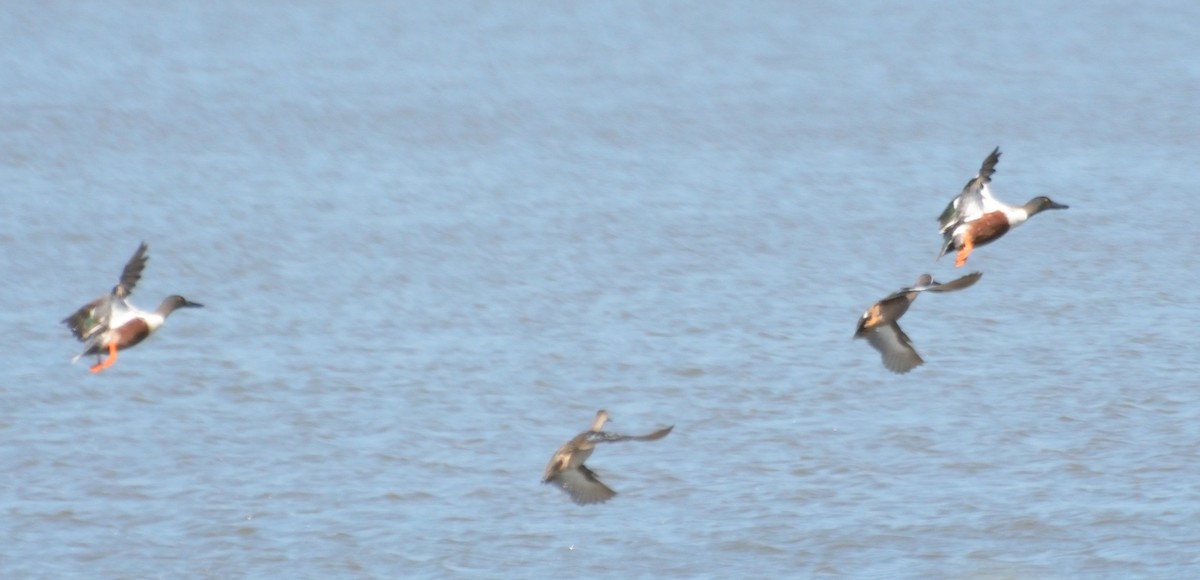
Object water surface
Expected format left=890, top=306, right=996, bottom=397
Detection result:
left=2, top=2, right=1198, bottom=577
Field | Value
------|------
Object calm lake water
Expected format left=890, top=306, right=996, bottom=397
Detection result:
left=3, top=1, right=1199, bottom=578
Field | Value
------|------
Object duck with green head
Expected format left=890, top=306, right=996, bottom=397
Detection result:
left=938, top=147, right=1068, bottom=267
left=63, top=242, right=203, bottom=373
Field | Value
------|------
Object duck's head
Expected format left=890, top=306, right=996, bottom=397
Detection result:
left=1027, top=196, right=1069, bottom=215
left=591, top=410, right=610, bottom=431
left=160, top=295, right=204, bottom=315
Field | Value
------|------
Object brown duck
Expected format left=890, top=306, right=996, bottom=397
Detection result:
left=855, top=272, right=982, bottom=374
left=542, top=410, right=673, bottom=505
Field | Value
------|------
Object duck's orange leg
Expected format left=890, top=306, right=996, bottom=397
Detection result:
left=89, top=342, right=119, bottom=373
left=954, top=231, right=975, bottom=268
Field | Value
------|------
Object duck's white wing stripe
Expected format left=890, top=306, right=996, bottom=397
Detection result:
left=953, top=181, right=991, bottom=223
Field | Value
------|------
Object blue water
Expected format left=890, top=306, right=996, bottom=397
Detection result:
left=3, top=1, right=1199, bottom=577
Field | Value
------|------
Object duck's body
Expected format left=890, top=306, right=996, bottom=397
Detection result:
left=542, top=410, right=673, bottom=505
left=855, top=272, right=982, bottom=374
left=938, top=148, right=1068, bottom=267
left=63, top=243, right=202, bottom=373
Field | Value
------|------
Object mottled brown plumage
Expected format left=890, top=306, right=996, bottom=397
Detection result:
left=543, top=410, right=673, bottom=505
left=855, top=272, right=982, bottom=373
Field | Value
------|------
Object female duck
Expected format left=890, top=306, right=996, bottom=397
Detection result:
left=855, top=272, right=981, bottom=374
left=543, top=410, right=673, bottom=505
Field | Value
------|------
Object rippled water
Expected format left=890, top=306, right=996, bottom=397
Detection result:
left=3, top=1, right=1199, bottom=577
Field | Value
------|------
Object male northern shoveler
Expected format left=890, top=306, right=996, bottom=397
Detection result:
left=938, top=147, right=1068, bottom=267
left=63, top=242, right=203, bottom=373
left=855, top=272, right=982, bottom=374
left=543, top=410, right=673, bottom=505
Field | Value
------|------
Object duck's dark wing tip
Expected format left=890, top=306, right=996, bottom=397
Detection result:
left=638, top=425, right=673, bottom=441
left=595, top=425, right=674, bottom=443
left=114, top=243, right=150, bottom=298
left=985, top=146, right=1002, bottom=163
left=926, top=271, right=983, bottom=293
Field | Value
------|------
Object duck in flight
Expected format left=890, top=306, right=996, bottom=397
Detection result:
left=63, top=242, right=203, bottom=373
left=543, top=410, right=673, bottom=505
left=855, top=272, right=982, bottom=374
left=938, top=147, right=1068, bottom=267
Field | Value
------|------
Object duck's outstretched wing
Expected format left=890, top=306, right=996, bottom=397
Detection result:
left=63, top=295, right=114, bottom=343
left=113, top=242, right=149, bottom=299
left=62, top=243, right=149, bottom=343
left=591, top=426, right=674, bottom=444
left=938, top=147, right=1001, bottom=233
left=864, top=323, right=923, bottom=374
left=922, top=271, right=983, bottom=293
left=546, top=464, right=618, bottom=505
